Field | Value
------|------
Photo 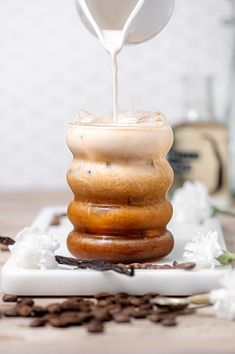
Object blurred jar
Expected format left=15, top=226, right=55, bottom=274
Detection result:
left=227, top=78, right=235, bottom=196
left=223, top=0, right=235, bottom=196
left=173, top=76, right=230, bottom=208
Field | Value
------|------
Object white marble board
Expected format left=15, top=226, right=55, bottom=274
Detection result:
left=1, top=206, right=231, bottom=296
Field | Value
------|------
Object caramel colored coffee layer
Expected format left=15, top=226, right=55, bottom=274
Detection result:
left=67, top=230, right=174, bottom=263
left=68, top=200, right=172, bottom=234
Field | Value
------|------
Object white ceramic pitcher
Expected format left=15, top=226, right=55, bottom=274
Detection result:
left=75, top=0, right=175, bottom=51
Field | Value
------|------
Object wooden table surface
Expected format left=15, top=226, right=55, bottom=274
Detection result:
left=0, top=190, right=235, bottom=354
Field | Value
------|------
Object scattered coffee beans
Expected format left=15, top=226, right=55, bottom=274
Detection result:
left=50, top=213, right=67, bottom=226
left=32, top=305, right=47, bottom=316
left=87, top=320, right=104, bottom=333
left=112, top=312, right=130, bottom=323
left=4, top=307, right=19, bottom=317
left=18, top=298, right=34, bottom=306
left=0, top=244, right=9, bottom=252
left=161, top=315, right=177, bottom=327
left=17, top=304, right=34, bottom=317
left=2, top=294, right=18, bottom=303
left=1, top=292, right=194, bottom=333
left=30, top=317, right=47, bottom=327
left=46, top=303, right=62, bottom=314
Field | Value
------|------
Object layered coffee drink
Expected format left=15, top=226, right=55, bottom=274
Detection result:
left=66, top=110, right=174, bottom=263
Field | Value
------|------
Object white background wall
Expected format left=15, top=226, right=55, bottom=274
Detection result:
left=0, top=0, right=233, bottom=189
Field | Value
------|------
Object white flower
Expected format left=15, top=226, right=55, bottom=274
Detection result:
left=183, top=230, right=223, bottom=269
left=172, top=181, right=212, bottom=224
left=209, top=270, right=235, bottom=320
left=9, top=227, right=60, bottom=270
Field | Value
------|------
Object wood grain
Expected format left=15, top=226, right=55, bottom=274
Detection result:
left=0, top=191, right=235, bottom=354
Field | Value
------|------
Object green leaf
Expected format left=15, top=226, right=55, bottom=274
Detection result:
left=212, top=206, right=235, bottom=218
left=216, top=250, right=235, bottom=265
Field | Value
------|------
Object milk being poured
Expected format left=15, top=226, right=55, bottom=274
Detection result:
left=76, top=0, right=174, bottom=122
left=78, top=0, right=144, bottom=122
left=102, top=30, right=122, bottom=123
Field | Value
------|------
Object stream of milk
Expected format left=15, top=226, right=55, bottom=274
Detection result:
left=80, top=0, right=143, bottom=122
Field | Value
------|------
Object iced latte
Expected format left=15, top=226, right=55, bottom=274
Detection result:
left=66, top=111, right=174, bottom=263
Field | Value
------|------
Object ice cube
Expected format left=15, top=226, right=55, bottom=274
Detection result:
left=71, top=110, right=166, bottom=125
left=72, top=111, right=112, bottom=125
left=136, top=111, right=166, bottom=124
left=72, top=110, right=94, bottom=123
left=117, top=109, right=165, bottom=124
left=117, top=109, right=148, bottom=124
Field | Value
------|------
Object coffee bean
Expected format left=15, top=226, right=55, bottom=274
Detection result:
left=132, top=308, right=150, bottom=319
left=108, top=305, right=122, bottom=316
left=59, top=311, right=84, bottom=326
left=17, top=304, right=33, bottom=317
left=156, top=307, right=170, bottom=314
left=97, top=299, right=113, bottom=307
left=48, top=311, right=93, bottom=328
left=113, top=313, right=130, bottom=323
left=46, top=303, right=62, bottom=314
left=80, top=305, right=93, bottom=313
left=67, top=296, right=83, bottom=303
left=77, top=312, right=93, bottom=323
left=49, top=317, right=67, bottom=328
left=161, top=264, right=173, bottom=269
left=87, top=320, right=104, bottom=333
left=161, top=315, right=177, bottom=327
left=95, top=292, right=112, bottom=299
left=115, top=292, right=129, bottom=299
left=121, top=306, right=135, bottom=317
left=82, top=299, right=94, bottom=306
left=92, top=308, right=110, bottom=321
left=84, top=299, right=94, bottom=305
left=62, top=301, right=81, bottom=311
left=172, top=261, right=196, bottom=270
left=181, top=262, right=196, bottom=270
left=30, top=317, right=47, bottom=327
left=139, top=303, right=153, bottom=311
left=50, top=215, right=61, bottom=226
left=2, top=294, right=18, bottom=303
left=104, top=303, right=116, bottom=312
left=129, top=296, right=143, bottom=306
left=147, top=312, right=162, bottom=323
left=141, top=263, right=151, bottom=269
left=0, top=245, right=9, bottom=252
left=131, top=263, right=141, bottom=268
left=4, top=307, right=19, bottom=317
left=141, top=294, right=152, bottom=302
left=18, top=298, right=34, bottom=306
left=32, top=305, right=47, bottom=316
left=43, top=313, right=55, bottom=321
left=117, top=297, right=130, bottom=306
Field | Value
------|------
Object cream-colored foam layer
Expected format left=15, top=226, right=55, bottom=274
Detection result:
left=67, top=113, right=173, bottom=160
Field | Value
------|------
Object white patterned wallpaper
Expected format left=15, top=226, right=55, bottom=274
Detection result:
left=0, top=0, right=232, bottom=189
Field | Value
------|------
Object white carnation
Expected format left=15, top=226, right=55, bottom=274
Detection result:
left=172, top=181, right=212, bottom=224
left=9, top=227, right=60, bottom=270
left=183, top=230, right=223, bottom=269
left=210, top=270, right=235, bottom=320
